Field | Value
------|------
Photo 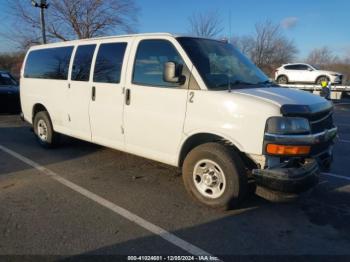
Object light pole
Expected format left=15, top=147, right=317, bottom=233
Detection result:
left=31, top=0, right=49, bottom=44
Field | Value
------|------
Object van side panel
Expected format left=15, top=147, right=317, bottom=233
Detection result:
left=123, top=36, right=194, bottom=166
left=21, top=46, right=74, bottom=131
left=182, top=91, right=281, bottom=157
left=88, top=39, right=134, bottom=151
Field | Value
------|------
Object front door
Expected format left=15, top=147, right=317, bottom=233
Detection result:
left=123, top=38, right=189, bottom=165
left=89, top=40, right=131, bottom=150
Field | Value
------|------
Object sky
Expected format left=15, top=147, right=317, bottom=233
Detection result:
left=0, top=0, right=349, bottom=60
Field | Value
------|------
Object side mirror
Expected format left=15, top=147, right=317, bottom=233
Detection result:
left=163, top=62, right=180, bottom=83
left=307, top=68, right=313, bottom=71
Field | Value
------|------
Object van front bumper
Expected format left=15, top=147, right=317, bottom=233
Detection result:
left=253, top=127, right=337, bottom=193
left=252, top=159, right=319, bottom=193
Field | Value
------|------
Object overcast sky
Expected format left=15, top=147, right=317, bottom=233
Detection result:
left=0, top=0, right=349, bottom=59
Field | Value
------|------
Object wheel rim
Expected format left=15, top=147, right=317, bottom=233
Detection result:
left=37, top=119, right=48, bottom=142
left=193, top=159, right=226, bottom=199
left=317, top=77, right=327, bottom=84
left=279, top=77, right=287, bottom=84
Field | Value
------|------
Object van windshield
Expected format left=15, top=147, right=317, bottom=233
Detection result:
left=177, top=37, right=270, bottom=90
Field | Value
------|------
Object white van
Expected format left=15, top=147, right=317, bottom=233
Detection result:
left=20, top=33, right=337, bottom=209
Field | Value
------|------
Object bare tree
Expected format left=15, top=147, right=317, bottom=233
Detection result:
left=232, top=20, right=298, bottom=76
left=306, top=47, right=338, bottom=67
left=188, top=11, right=223, bottom=38
left=345, top=49, right=350, bottom=64
left=231, top=35, right=255, bottom=56
left=3, top=0, right=139, bottom=49
left=0, top=52, right=25, bottom=79
left=306, top=47, right=350, bottom=84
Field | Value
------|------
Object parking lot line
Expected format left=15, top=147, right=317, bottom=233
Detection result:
left=322, top=172, right=350, bottom=181
left=339, top=139, right=350, bottom=143
left=0, top=144, right=214, bottom=257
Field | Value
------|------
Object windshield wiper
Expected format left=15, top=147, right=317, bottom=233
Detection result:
left=216, top=80, right=256, bottom=92
left=217, top=80, right=255, bottom=88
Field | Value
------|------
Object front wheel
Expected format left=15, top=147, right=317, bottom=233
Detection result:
left=182, top=143, right=248, bottom=210
left=33, top=111, right=60, bottom=148
left=316, top=76, right=330, bottom=85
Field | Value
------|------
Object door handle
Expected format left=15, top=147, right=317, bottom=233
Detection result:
left=125, top=88, right=131, bottom=105
left=92, top=86, right=96, bottom=101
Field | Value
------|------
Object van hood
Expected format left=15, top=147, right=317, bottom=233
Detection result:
left=232, top=87, right=332, bottom=114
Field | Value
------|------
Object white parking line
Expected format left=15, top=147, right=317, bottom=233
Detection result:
left=339, top=139, right=350, bottom=143
left=321, top=172, right=350, bottom=181
left=0, top=144, right=214, bottom=257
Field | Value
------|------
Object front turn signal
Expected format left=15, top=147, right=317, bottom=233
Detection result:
left=266, top=144, right=311, bottom=156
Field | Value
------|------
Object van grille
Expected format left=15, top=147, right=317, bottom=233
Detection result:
left=281, top=107, right=335, bottom=157
left=308, top=110, right=334, bottom=134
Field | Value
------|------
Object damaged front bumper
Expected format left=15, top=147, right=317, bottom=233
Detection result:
left=252, top=159, right=319, bottom=193
left=252, top=126, right=337, bottom=193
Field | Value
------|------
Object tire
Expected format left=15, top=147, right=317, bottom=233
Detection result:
left=182, top=142, right=248, bottom=210
left=33, top=111, right=60, bottom=148
left=316, top=76, right=329, bottom=85
left=277, top=75, right=288, bottom=84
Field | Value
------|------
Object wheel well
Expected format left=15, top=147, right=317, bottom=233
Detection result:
left=277, top=75, right=288, bottom=80
left=316, top=75, right=330, bottom=82
left=32, top=104, right=47, bottom=121
left=178, top=133, right=256, bottom=169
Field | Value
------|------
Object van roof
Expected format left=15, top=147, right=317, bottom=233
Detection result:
left=28, top=33, right=228, bottom=50
left=29, top=32, right=178, bottom=49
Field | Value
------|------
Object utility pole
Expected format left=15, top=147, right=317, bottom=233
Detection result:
left=31, top=0, right=49, bottom=44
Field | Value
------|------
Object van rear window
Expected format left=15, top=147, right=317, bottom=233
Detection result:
left=24, top=46, right=73, bottom=80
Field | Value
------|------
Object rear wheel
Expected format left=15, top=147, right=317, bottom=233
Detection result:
left=33, top=111, right=60, bottom=148
left=277, top=75, right=288, bottom=84
left=182, top=143, right=248, bottom=210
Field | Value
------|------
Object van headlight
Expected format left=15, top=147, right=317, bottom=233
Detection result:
left=265, top=117, right=310, bottom=135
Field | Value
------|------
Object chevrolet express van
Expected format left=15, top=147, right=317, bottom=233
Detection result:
left=20, top=33, right=337, bottom=209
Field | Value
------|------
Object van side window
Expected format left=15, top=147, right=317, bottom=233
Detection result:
left=24, top=47, right=73, bottom=80
left=132, top=40, right=184, bottom=87
left=93, top=43, right=127, bottom=84
left=71, top=45, right=96, bottom=82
